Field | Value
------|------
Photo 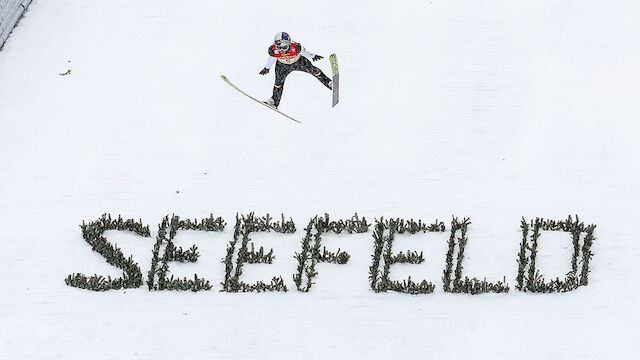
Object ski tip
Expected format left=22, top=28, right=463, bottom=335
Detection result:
left=220, top=75, right=227, bottom=81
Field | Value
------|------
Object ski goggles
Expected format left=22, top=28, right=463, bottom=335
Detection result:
left=275, top=40, right=290, bottom=51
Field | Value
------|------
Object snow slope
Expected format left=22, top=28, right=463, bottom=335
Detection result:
left=0, top=0, right=32, bottom=50
left=1, top=0, right=639, bottom=359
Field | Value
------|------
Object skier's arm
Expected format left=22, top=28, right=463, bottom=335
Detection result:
left=264, top=56, right=276, bottom=69
left=299, top=44, right=323, bottom=61
left=260, top=47, right=277, bottom=75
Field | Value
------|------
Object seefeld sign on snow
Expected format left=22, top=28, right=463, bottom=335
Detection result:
left=66, top=213, right=596, bottom=295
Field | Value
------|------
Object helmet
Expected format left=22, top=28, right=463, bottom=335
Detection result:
left=274, top=32, right=291, bottom=51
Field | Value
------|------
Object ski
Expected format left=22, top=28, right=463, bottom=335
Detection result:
left=220, top=75, right=301, bottom=124
left=329, top=53, right=339, bottom=107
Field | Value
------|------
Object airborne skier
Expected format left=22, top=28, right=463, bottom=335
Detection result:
left=259, top=32, right=333, bottom=109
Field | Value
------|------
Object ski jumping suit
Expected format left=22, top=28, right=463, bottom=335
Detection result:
left=264, top=42, right=332, bottom=107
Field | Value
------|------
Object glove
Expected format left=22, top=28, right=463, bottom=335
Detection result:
left=312, top=55, right=323, bottom=61
left=259, top=68, right=269, bottom=75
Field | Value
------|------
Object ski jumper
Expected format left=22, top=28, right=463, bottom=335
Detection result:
left=264, top=43, right=332, bottom=107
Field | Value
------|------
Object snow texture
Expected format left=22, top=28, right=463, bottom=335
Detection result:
left=0, top=0, right=639, bottom=359
left=0, top=0, right=31, bottom=50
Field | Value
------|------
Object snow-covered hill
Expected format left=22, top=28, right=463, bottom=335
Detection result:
left=1, top=0, right=639, bottom=359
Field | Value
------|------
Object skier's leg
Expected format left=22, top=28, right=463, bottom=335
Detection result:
left=271, top=63, right=293, bottom=107
left=298, top=57, right=332, bottom=89
left=271, top=84, right=284, bottom=107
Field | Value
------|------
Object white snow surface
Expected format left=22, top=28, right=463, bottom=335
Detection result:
left=1, top=0, right=639, bottom=359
